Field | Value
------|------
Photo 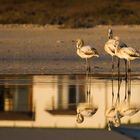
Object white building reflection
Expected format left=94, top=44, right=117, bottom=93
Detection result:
left=0, top=75, right=139, bottom=128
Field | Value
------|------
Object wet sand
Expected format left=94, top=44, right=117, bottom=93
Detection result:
left=0, top=25, right=140, bottom=75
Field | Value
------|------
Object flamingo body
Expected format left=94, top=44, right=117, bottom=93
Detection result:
left=77, top=103, right=98, bottom=117
left=77, top=45, right=99, bottom=59
left=116, top=47, right=140, bottom=61
left=76, top=39, right=99, bottom=59
left=104, top=39, right=116, bottom=56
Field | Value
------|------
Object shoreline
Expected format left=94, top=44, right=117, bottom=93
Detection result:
left=0, top=24, right=140, bottom=29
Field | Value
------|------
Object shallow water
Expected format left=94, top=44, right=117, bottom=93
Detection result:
left=0, top=74, right=139, bottom=129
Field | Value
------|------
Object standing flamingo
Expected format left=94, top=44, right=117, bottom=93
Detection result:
left=75, top=39, right=99, bottom=73
left=115, top=43, right=140, bottom=103
left=104, top=29, right=125, bottom=104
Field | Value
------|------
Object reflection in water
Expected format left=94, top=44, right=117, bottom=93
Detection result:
left=106, top=61, right=140, bottom=131
left=76, top=103, right=98, bottom=123
left=0, top=76, right=33, bottom=120
left=0, top=75, right=139, bottom=129
left=76, top=70, right=98, bottom=123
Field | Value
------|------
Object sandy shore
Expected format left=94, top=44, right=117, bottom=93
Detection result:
left=0, top=25, right=140, bottom=75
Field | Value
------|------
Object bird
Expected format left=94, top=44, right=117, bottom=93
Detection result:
left=104, top=28, right=120, bottom=104
left=106, top=106, right=122, bottom=131
left=119, top=102, right=140, bottom=117
left=114, top=37, right=128, bottom=103
left=115, top=41, right=140, bottom=102
left=104, top=28, right=117, bottom=67
left=106, top=99, right=140, bottom=131
left=75, top=39, right=99, bottom=73
left=76, top=84, right=98, bottom=124
left=115, top=44, right=140, bottom=66
left=76, top=102, right=98, bottom=123
left=105, top=29, right=128, bottom=104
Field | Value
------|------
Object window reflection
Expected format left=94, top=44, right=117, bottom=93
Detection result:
left=48, top=75, right=86, bottom=115
left=0, top=76, right=33, bottom=120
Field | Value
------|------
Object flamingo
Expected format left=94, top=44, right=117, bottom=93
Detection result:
left=104, top=29, right=124, bottom=104
left=115, top=42, right=140, bottom=102
left=106, top=78, right=140, bottom=131
left=74, top=39, right=98, bottom=123
left=106, top=103, right=140, bottom=131
left=106, top=87, right=140, bottom=131
left=106, top=106, right=122, bottom=131
left=76, top=102, right=98, bottom=123
left=119, top=102, right=140, bottom=117
left=76, top=79, right=98, bottom=123
left=74, top=39, right=99, bottom=73
left=104, top=28, right=116, bottom=70
left=106, top=81, right=123, bottom=132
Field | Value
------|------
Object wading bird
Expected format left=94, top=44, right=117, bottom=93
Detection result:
left=119, top=102, right=140, bottom=117
left=106, top=106, right=122, bottom=131
left=106, top=88, right=140, bottom=131
left=104, top=29, right=128, bottom=103
left=106, top=103, right=140, bottom=131
left=76, top=81, right=98, bottom=123
left=74, top=39, right=99, bottom=73
left=115, top=42, right=140, bottom=102
left=104, top=28, right=117, bottom=75
left=76, top=102, right=98, bottom=123
left=104, top=29, right=121, bottom=104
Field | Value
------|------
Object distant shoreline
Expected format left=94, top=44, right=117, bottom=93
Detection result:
left=0, top=24, right=140, bottom=29
left=0, top=0, right=140, bottom=28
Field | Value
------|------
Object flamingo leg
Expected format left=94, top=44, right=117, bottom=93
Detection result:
left=85, top=58, right=90, bottom=73
left=85, top=58, right=91, bottom=91
left=88, top=59, right=92, bottom=105
left=85, top=58, right=88, bottom=73
left=85, top=58, right=91, bottom=79
left=85, top=58, right=92, bottom=105
left=117, top=58, right=120, bottom=104
left=128, top=60, right=131, bottom=105
left=111, top=56, right=114, bottom=105
left=85, top=58, right=90, bottom=103
left=86, top=79, right=91, bottom=105
left=124, top=59, right=128, bottom=101
left=88, top=59, right=91, bottom=73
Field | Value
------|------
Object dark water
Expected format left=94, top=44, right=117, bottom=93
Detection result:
left=0, top=74, right=139, bottom=130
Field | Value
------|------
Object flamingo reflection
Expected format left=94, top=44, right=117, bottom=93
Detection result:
left=76, top=69, right=98, bottom=123
left=106, top=102, right=140, bottom=131
left=106, top=72, right=140, bottom=131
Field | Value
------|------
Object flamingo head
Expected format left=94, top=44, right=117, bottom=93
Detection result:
left=76, top=113, right=84, bottom=123
left=113, top=111, right=121, bottom=127
left=75, top=39, right=84, bottom=49
left=108, top=28, right=113, bottom=39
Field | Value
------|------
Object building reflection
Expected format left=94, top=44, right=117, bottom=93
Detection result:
left=0, top=75, right=139, bottom=128
left=0, top=76, right=33, bottom=120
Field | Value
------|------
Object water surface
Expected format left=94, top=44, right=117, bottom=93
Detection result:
left=0, top=74, right=139, bottom=129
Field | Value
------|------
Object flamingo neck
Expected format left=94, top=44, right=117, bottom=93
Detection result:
left=114, top=40, right=121, bottom=56
left=76, top=44, right=81, bottom=49
left=76, top=40, right=84, bottom=49
left=108, top=29, right=113, bottom=39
